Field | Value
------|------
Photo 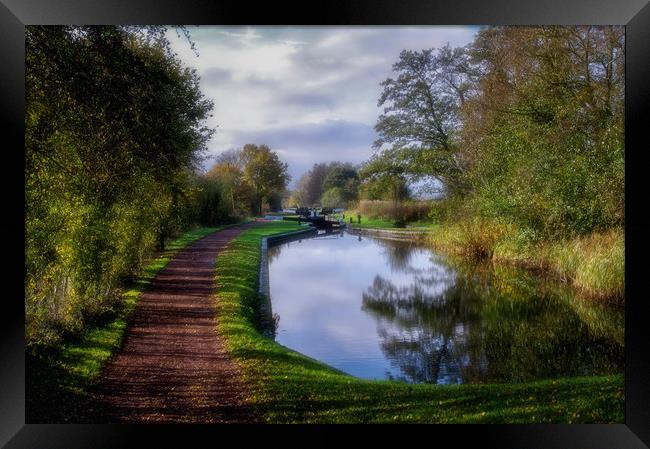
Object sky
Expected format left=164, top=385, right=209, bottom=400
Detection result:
left=168, top=26, right=479, bottom=187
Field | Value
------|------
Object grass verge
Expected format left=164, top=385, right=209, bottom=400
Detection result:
left=347, top=216, right=399, bottom=229
left=427, top=220, right=624, bottom=302
left=26, top=224, right=239, bottom=422
left=342, top=210, right=437, bottom=231
left=214, top=221, right=624, bottom=423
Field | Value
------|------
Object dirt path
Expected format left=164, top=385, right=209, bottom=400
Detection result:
left=93, top=224, right=257, bottom=423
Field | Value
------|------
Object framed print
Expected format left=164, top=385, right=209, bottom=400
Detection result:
left=2, top=0, right=649, bottom=447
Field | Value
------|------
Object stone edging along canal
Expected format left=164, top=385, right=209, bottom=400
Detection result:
left=257, top=225, right=319, bottom=337
left=346, top=226, right=431, bottom=242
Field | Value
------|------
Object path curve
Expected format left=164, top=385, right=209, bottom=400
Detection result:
left=93, top=224, right=257, bottom=423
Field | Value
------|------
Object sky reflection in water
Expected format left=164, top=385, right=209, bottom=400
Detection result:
left=267, top=231, right=624, bottom=384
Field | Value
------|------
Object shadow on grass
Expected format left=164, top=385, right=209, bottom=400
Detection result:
left=26, top=351, right=106, bottom=423
left=233, top=337, right=623, bottom=423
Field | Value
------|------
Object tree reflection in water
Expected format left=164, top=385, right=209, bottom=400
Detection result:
left=361, top=241, right=624, bottom=384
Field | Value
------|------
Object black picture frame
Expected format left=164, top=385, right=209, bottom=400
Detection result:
left=2, top=0, right=648, bottom=447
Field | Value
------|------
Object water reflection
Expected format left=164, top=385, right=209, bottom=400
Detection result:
left=267, top=231, right=624, bottom=384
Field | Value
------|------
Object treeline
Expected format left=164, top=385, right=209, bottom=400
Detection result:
left=199, top=144, right=290, bottom=220
left=362, top=26, right=625, bottom=299
left=25, top=26, right=290, bottom=347
left=364, top=26, right=624, bottom=239
left=289, top=159, right=416, bottom=209
left=289, top=162, right=359, bottom=208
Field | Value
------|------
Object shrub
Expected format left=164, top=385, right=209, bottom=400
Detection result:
left=356, top=200, right=432, bottom=224
left=431, top=217, right=512, bottom=260
left=547, top=229, right=624, bottom=301
left=428, top=216, right=624, bottom=302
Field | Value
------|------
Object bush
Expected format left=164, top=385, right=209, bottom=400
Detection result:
left=356, top=200, right=431, bottom=224
left=25, top=26, right=214, bottom=348
left=428, top=217, right=512, bottom=260
left=427, top=216, right=624, bottom=302
left=547, top=229, right=624, bottom=301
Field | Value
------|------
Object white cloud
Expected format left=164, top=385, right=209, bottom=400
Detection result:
left=218, top=27, right=262, bottom=44
left=168, top=26, right=478, bottom=185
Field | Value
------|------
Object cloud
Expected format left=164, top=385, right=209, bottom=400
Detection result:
left=216, top=120, right=376, bottom=183
left=255, top=120, right=375, bottom=150
left=218, top=27, right=262, bottom=45
left=168, top=26, right=478, bottom=185
left=202, top=67, right=233, bottom=85
left=277, top=92, right=337, bottom=108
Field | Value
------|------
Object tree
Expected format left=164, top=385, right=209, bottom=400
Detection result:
left=320, top=187, right=346, bottom=208
left=460, top=26, right=624, bottom=236
left=194, top=174, right=231, bottom=226
left=206, top=152, right=252, bottom=217
left=322, top=163, right=358, bottom=192
left=371, top=46, right=473, bottom=196
left=240, top=144, right=290, bottom=216
left=292, top=161, right=360, bottom=208
left=293, top=162, right=330, bottom=207
left=359, top=156, right=411, bottom=202
left=365, top=26, right=624, bottom=237
left=322, top=162, right=359, bottom=206
left=289, top=182, right=309, bottom=208
left=25, top=26, right=213, bottom=346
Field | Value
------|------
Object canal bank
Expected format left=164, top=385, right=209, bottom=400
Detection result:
left=346, top=225, right=430, bottom=242
left=258, top=225, right=318, bottom=337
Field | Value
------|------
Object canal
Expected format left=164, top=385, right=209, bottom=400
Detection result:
left=266, top=230, right=624, bottom=385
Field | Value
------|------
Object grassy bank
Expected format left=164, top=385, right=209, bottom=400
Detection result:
left=426, top=219, right=624, bottom=302
left=347, top=216, right=398, bottom=229
left=26, top=225, right=236, bottom=422
left=340, top=212, right=435, bottom=230
left=213, top=221, right=624, bottom=423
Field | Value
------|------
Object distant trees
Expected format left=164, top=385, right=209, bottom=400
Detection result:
left=321, top=163, right=359, bottom=208
left=204, top=145, right=290, bottom=217
left=358, top=158, right=411, bottom=202
left=193, top=172, right=237, bottom=226
left=359, top=177, right=411, bottom=203
left=26, top=26, right=214, bottom=346
left=205, top=149, right=252, bottom=217
left=291, top=162, right=359, bottom=208
left=241, top=144, right=291, bottom=216
left=296, top=162, right=330, bottom=206
left=320, top=188, right=346, bottom=208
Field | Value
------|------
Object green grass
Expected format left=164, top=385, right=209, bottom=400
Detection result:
left=340, top=210, right=438, bottom=231
left=427, top=220, right=624, bottom=302
left=545, top=229, right=624, bottom=301
left=214, top=221, right=624, bottom=423
left=26, top=224, right=241, bottom=423
left=349, top=216, right=399, bottom=229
